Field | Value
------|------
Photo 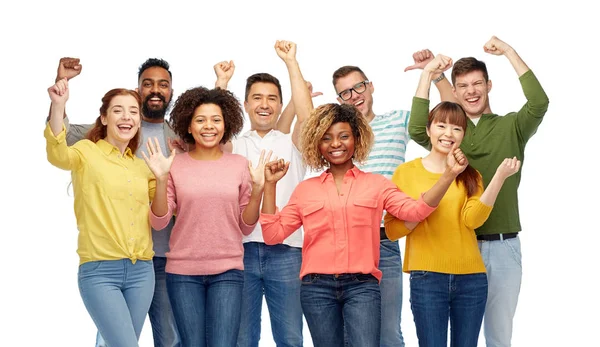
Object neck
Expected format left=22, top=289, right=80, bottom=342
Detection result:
left=189, top=145, right=223, bottom=161
left=142, top=116, right=164, bottom=124
left=254, top=128, right=271, bottom=138
left=365, top=110, right=376, bottom=123
left=422, top=151, right=447, bottom=174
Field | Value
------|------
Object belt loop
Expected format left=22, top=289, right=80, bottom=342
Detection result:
left=499, top=234, right=504, bottom=241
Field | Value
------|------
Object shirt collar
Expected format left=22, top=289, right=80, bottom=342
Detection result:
left=97, top=139, right=135, bottom=159
left=318, top=165, right=361, bottom=183
left=241, top=129, right=278, bottom=139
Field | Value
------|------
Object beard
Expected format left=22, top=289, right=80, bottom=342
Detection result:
left=142, top=93, right=171, bottom=120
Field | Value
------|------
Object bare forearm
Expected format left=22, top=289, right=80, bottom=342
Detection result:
left=242, top=184, right=264, bottom=225
left=479, top=174, right=506, bottom=206
left=49, top=102, right=66, bottom=136
left=422, top=171, right=456, bottom=206
left=416, top=70, right=435, bottom=99
left=150, top=178, right=170, bottom=217
left=276, top=99, right=295, bottom=134
left=504, top=48, right=530, bottom=77
left=286, top=60, right=312, bottom=123
left=434, top=77, right=457, bottom=102
left=215, top=78, right=229, bottom=90
left=261, top=183, right=277, bottom=214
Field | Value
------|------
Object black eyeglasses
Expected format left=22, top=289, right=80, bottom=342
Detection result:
left=337, top=80, right=370, bottom=101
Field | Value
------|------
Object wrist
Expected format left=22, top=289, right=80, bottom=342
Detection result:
left=432, top=72, right=446, bottom=84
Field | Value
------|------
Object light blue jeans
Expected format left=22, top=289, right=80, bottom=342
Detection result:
left=478, top=235, right=522, bottom=347
left=237, top=242, right=303, bottom=347
left=96, top=257, right=180, bottom=347
left=78, top=259, right=154, bottom=347
left=379, top=239, right=405, bottom=347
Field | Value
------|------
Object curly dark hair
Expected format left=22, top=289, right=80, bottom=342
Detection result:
left=138, top=58, right=172, bottom=81
left=169, top=87, right=244, bottom=144
left=300, top=103, right=373, bottom=170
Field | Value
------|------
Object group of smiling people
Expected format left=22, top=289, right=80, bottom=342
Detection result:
left=45, top=36, right=548, bottom=347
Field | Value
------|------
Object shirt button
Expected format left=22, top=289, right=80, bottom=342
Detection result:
left=129, top=193, right=133, bottom=196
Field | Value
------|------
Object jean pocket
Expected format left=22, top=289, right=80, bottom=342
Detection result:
left=78, top=261, right=103, bottom=274
left=301, top=274, right=318, bottom=285
left=410, top=270, right=428, bottom=280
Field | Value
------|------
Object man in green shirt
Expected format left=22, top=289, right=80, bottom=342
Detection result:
left=407, top=36, right=549, bottom=347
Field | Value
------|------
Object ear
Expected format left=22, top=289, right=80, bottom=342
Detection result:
left=336, top=96, right=343, bottom=104
left=101, top=115, right=107, bottom=126
left=452, top=86, right=457, bottom=99
left=243, top=100, right=250, bottom=114
left=486, top=80, right=492, bottom=93
left=135, top=87, right=139, bottom=94
left=368, top=81, right=375, bottom=94
left=426, top=126, right=430, bottom=138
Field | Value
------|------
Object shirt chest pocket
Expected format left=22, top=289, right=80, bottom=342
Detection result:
left=301, top=201, right=327, bottom=233
left=350, top=198, right=378, bottom=227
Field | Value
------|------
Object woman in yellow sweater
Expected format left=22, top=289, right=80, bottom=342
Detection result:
left=385, top=101, right=520, bottom=347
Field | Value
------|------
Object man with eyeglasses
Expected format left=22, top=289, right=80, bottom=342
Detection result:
left=331, top=51, right=453, bottom=347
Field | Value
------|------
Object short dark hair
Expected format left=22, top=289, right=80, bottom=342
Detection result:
left=169, top=87, right=244, bottom=145
left=138, top=58, right=172, bottom=81
left=451, top=57, right=489, bottom=85
left=332, top=66, right=368, bottom=90
left=244, top=73, right=282, bottom=102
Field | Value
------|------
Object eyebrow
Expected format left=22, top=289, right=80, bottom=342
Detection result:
left=251, top=93, right=279, bottom=98
left=141, top=78, right=170, bottom=84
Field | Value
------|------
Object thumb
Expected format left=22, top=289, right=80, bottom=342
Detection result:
left=404, top=64, right=419, bottom=72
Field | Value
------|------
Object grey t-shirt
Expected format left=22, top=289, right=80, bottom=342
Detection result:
left=138, top=120, right=174, bottom=257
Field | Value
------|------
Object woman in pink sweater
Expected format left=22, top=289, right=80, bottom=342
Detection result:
left=143, top=86, right=270, bottom=347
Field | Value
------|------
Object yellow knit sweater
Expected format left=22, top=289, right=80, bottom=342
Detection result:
left=384, top=158, right=491, bottom=274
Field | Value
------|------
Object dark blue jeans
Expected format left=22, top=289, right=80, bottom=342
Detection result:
left=301, top=273, right=381, bottom=347
left=379, top=239, right=405, bottom=347
left=166, top=269, right=244, bottom=347
left=237, top=242, right=303, bottom=347
left=410, top=271, right=488, bottom=347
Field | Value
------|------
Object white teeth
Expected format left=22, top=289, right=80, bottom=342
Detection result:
left=258, top=112, right=269, bottom=116
left=354, top=100, right=364, bottom=106
left=329, top=150, right=345, bottom=157
left=440, top=140, right=453, bottom=146
left=201, top=134, right=216, bottom=137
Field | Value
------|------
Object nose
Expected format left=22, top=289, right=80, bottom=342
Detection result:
left=331, top=138, right=341, bottom=148
left=150, top=82, right=159, bottom=94
left=204, top=119, right=215, bottom=129
left=259, top=97, right=269, bottom=108
left=444, top=127, right=453, bottom=136
left=466, top=84, right=476, bottom=94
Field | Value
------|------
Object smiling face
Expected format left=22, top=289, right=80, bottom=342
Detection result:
left=319, top=121, right=355, bottom=171
left=244, top=82, right=282, bottom=136
left=101, top=94, right=141, bottom=147
left=334, top=71, right=374, bottom=121
left=138, top=66, right=173, bottom=120
left=426, top=102, right=468, bottom=155
left=452, top=70, right=492, bottom=118
left=188, top=103, right=225, bottom=149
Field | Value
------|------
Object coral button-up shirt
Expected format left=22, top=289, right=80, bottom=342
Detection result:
left=260, top=166, right=436, bottom=281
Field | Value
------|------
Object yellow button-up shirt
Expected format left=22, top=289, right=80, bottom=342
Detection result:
left=45, top=124, right=156, bottom=265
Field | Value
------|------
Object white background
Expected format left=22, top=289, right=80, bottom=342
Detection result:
left=2, top=0, right=598, bottom=346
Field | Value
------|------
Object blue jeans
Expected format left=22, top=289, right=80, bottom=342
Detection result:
left=78, top=259, right=154, bottom=347
left=379, top=239, right=405, bottom=347
left=96, top=257, right=180, bottom=347
left=410, top=271, right=488, bottom=347
left=237, top=242, right=303, bottom=347
left=301, top=273, right=381, bottom=347
left=478, top=236, right=522, bottom=347
left=167, top=269, right=244, bottom=347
